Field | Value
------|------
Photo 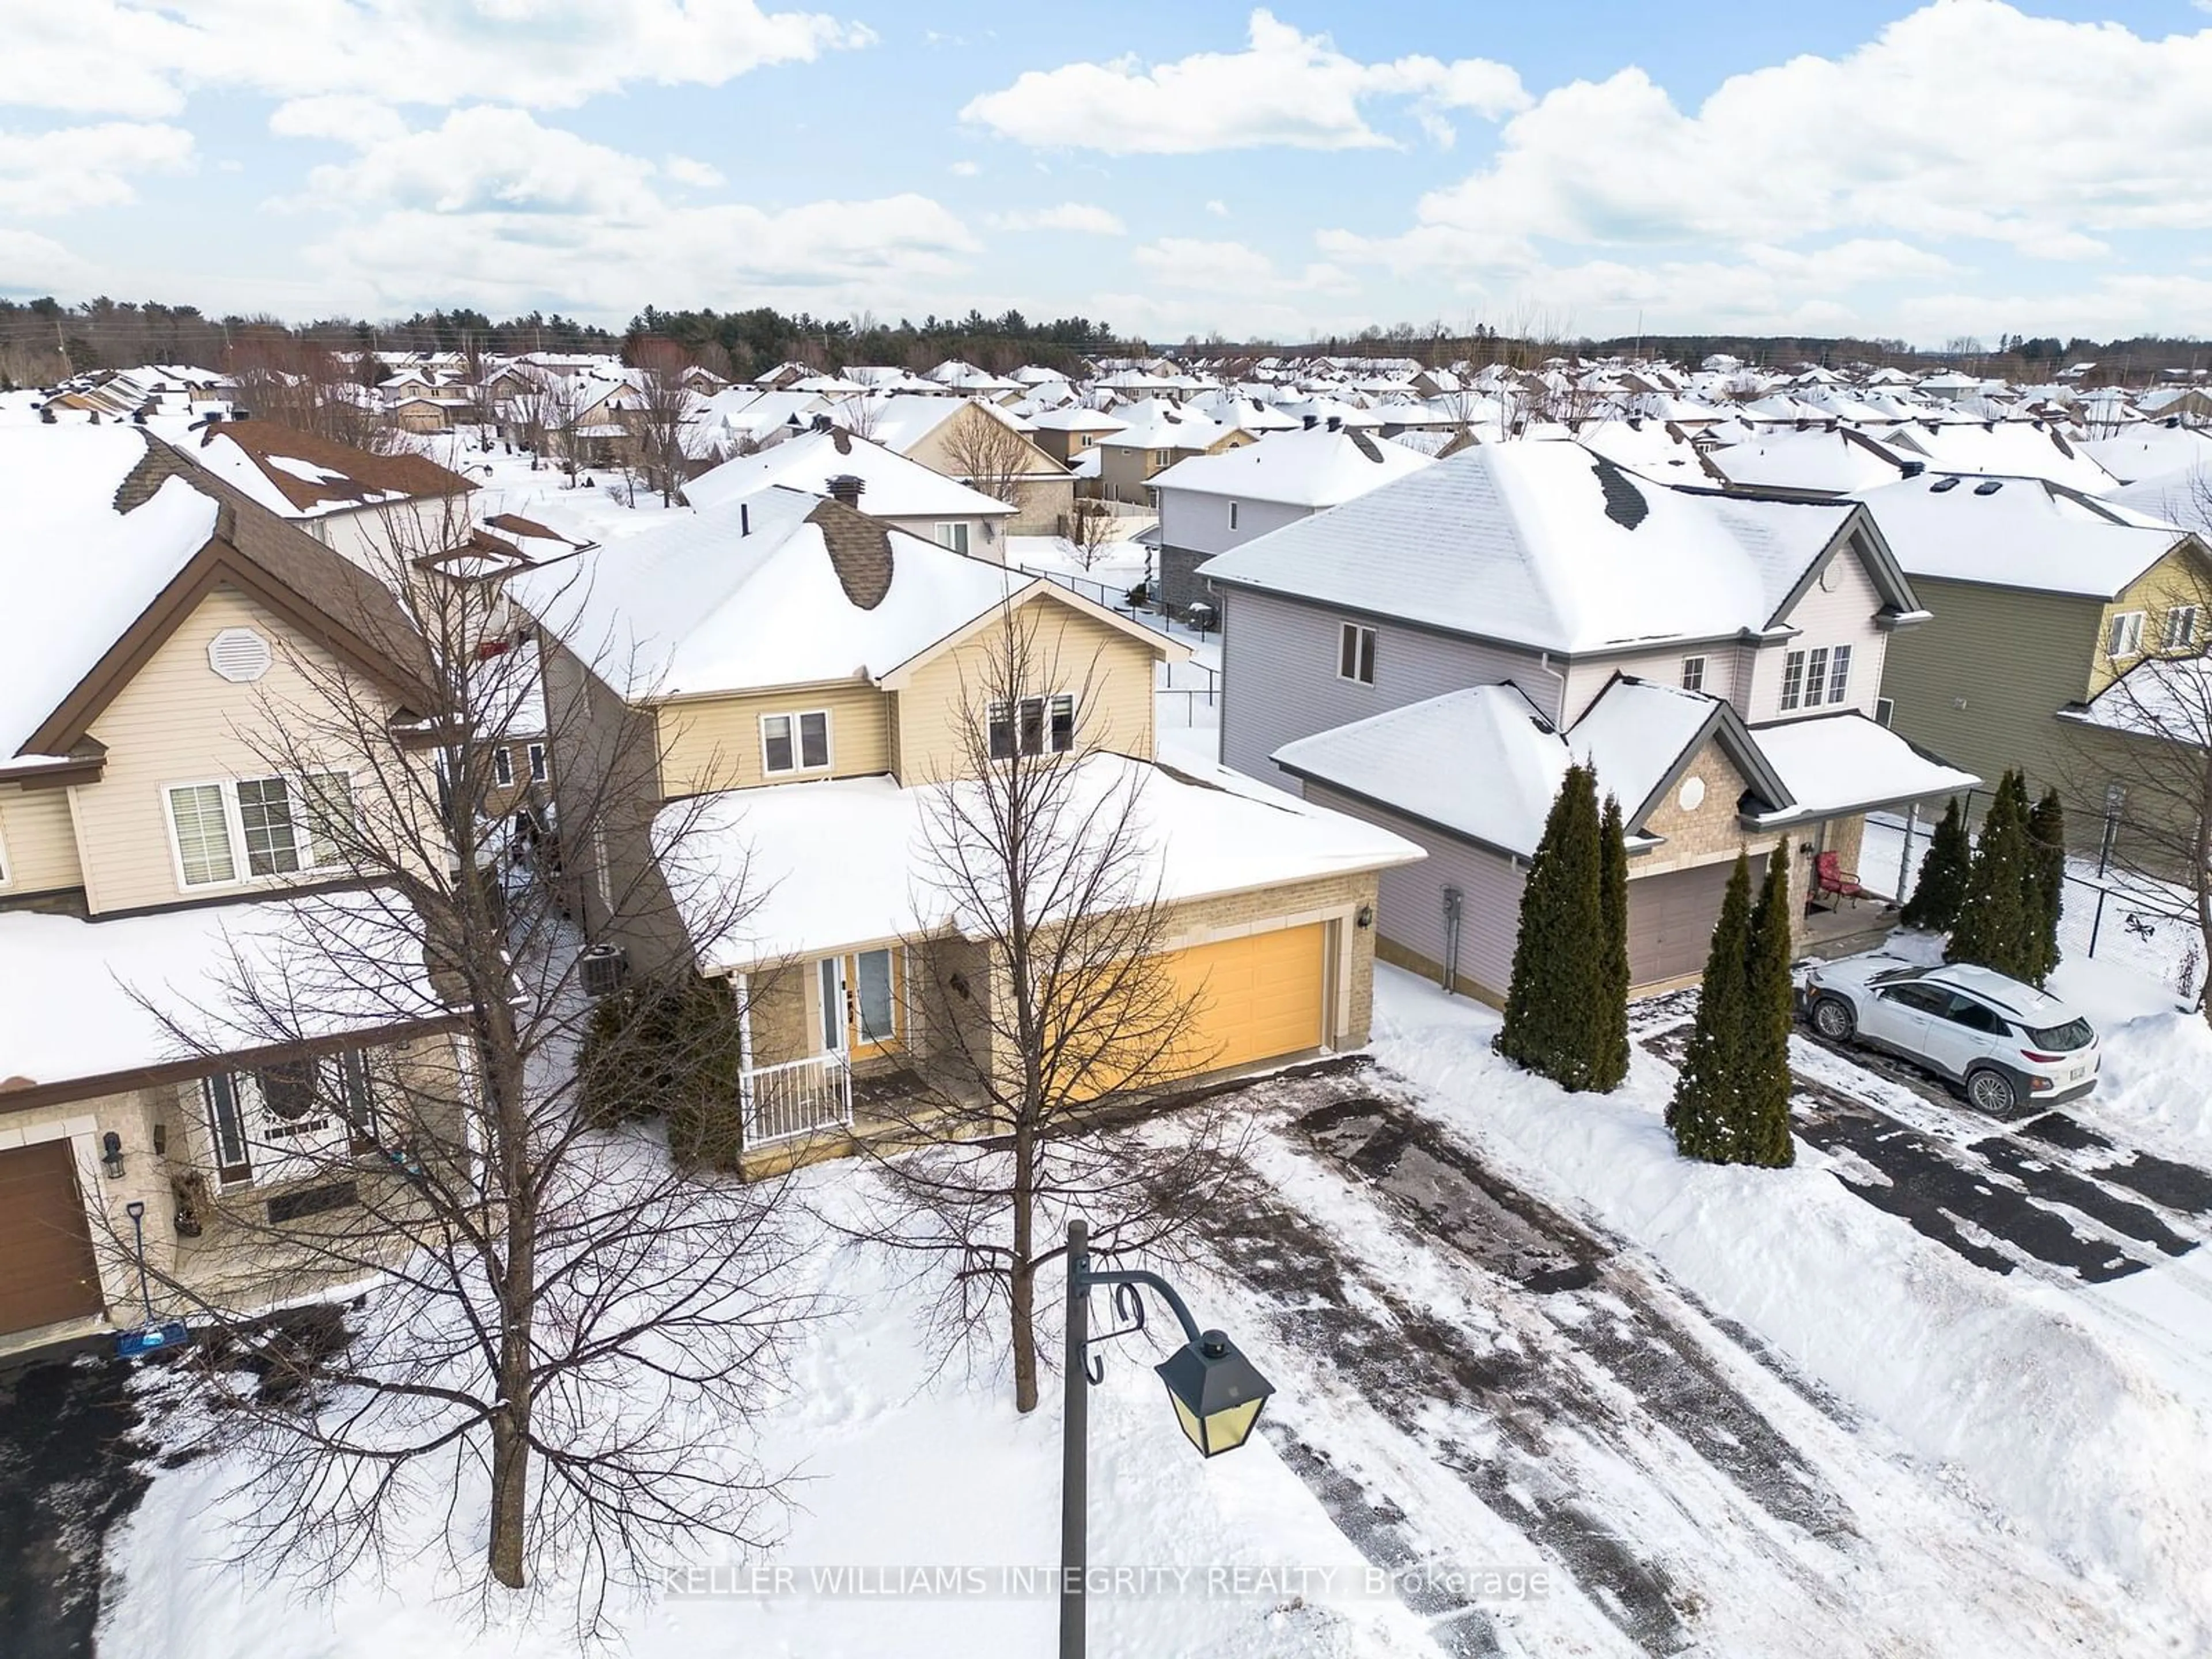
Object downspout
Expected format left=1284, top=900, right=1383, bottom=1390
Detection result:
left=1532, top=652, right=1570, bottom=725
left=1441, top=887, right=1464, bottom=995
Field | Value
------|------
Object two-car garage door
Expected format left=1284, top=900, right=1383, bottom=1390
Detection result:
left=1161, top=922, right=1328, bottom=1074
left=0, top=1139, right=104, bottom=1339
left=1627, top=855, right=1767, bottom=988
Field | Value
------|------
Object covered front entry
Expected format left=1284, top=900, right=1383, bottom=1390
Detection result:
left=1627, top=855, right=1767, bottom=988
left=1162, top=922, right=1328, bottom=1073
left=0, top=1139, right=105, bottom=1338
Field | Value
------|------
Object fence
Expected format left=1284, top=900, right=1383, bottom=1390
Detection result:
left=741, top=1052, right=854, bottom=1146
left=1869, top=804, right=2206, bottom=1002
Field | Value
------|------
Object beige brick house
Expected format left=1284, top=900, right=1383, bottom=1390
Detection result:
left=521, top=485, right=1418, bottom=1173
left=0, top=423, right=472, bottom=1353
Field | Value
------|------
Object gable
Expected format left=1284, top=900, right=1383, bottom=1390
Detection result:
left=875, top=579, right=1185, bottom=691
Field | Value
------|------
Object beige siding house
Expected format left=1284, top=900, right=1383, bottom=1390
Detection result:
left=521, top=485, right=1419, bottom=1175
left=0, top=423, right=473, bottom=1355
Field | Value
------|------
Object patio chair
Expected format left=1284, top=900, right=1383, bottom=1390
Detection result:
left=1814, top=850, right=1866, bottom=907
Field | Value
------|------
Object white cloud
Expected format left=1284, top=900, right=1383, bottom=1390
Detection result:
left=268, top=96, right=411, bottom=146
left=949, top=160, right=980, bottom=177
left=986, top=202, right=1126, bottom=235
left=661, top=155, right=726, bottom=190
left=0, top=229, right=100, bottom=294
left=5, top=0, right=869, bottom=118
left=1205, top=199, right=1229, bottom=217
left=0, top=122, right=195, bottom=214
left=961, top=9, right=1526, bottom=154
left=1330, top=1, right=2212, bottom=274
left=287, top=108, right=978, bottom=317
left=1132, top=237, right=1355, bottom=297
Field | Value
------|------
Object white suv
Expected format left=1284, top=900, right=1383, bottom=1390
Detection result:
left=1800, top=958, right=2100, bottom=1116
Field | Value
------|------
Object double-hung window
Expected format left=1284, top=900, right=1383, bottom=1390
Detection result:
left=1779, top=650, right=1806, bottom=711
left=527, top=743, right=548, bottom=783
left=2166, top=605, right=2200, bottom=652
left=988, top=694, right=1077, bottom=759
left=1337, top=623, right=1377, bottom=685
left=2108, top=610, right=2146, bottom=658
left=1680, top=655, right=1706, bottom=693
left=761, top=711, right=831, bottom=774
left=168, top=773, right=353, bottom=889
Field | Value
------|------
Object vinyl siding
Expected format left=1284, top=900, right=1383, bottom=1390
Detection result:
left=893, top=599, right=1157, bottom=783
left=2092, top=545, right=2212, bottom=696
left=1881, top=576, right=2103, bottom=801
left=1217, top=588, right=1555, bottom=785
left=656, top=682, right=892, bottom=799
left=0, top=788, right=84, bottom=896
left=1751, top=545, right=1892, bottom=723
left=71, top=586, right=400, bottom=915
left=1158, top=490, right=1310, bottom=560
left=1560, top=643, right=1744, bottom=724
left=1303, top=782, right=1526, bottom=1003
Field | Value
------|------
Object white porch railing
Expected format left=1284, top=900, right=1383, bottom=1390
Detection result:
left=741, top=1052, right=854, bottom=1147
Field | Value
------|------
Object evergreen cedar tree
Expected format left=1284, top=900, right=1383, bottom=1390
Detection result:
left=1668, top=847, right=1798, bottom=1167
left=1497, top=764, right=1630, bottom=1093
left=1594, top=793, right=1633, bottom=1092
left=2027, top=787, right=2067, bottom=987
left=1902, top=796, right=1970, bottom=931
left=1669, top=850, right=1752, bottom=1159
left=1946, top=770, right=2056, bottom=986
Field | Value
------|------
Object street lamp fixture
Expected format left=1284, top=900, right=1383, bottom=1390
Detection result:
left=1059, top=1218, right=1275, bottom=1658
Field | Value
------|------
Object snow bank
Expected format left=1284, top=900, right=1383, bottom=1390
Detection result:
left=1370, top=967, right=2212, bottom=1634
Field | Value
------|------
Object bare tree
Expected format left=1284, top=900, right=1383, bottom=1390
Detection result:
left=623, top=337, right=696, bottom=506
left=939, top=401, right=1036, bottom=515
left=121, top=495, right=811, bottom=1633
left=505, top=366, right=565, bottom=470
left=847, top=605, right=1243, bottom=1412
left=227, top=327, right=400, bottom=453
left=1065, top=497, right=1120, bottom=574
left=838, top=392, right=884, bottom=441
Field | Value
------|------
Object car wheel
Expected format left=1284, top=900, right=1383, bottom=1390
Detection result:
left=1966, top=1067, right=2020, bottom=1118
left=1810, top=995, right=1856, bottom=1041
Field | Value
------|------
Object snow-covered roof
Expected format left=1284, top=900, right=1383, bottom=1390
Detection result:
left=1857, top=474, right=2192, bottom=599
left=515, top=487, right=1128, bottom=701
left=1150, top=423, right=1433, bottom=509
left=2078, top=426, right=2212, bottom=488
left=1026, top=406, right=1129, bottom=434
left=2065, top=654, right=2212, bottom=747
left=658, top=753, right=1422, bottom=970
left=1747, top=713, right=1979, bottom=824
left=0, top=890, right=444, bottom=1093
left=0, top=425, right=220, bottom=753
left=1873, top=421, right=2117, bottom=494
left=2108, top=464, right=2212, bottom=539
left=1199, top=441, right=1862, bottom=655
left=1101, top=402, right=1231, bottom=453
left=173, top=420, right=474, bottom=520
left=1702, top=428, right=1907, bottom=497
left=684, top=428, right=1015, bottom=522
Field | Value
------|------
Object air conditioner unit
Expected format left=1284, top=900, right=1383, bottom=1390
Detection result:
left=579, top=943, right=628, bottom=999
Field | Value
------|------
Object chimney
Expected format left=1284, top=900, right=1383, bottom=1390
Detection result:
left=1326, top=415, right=1342, bottom=432
left=826, top=474, right=865, bottom=508
left=811, top=413, right=834, bottom=432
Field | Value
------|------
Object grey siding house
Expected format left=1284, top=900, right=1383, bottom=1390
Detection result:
left=1202, top=442, right=1976, bottom=1001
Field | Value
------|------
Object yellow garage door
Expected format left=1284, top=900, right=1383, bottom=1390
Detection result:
left=1163, top=923, right=1327, bottom=1074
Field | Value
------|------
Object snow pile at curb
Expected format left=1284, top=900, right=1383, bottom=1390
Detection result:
left=1370, top=966, right=2212, bottom=1635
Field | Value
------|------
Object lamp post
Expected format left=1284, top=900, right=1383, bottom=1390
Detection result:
left=1059, top=1218, right=1275, bottom=1659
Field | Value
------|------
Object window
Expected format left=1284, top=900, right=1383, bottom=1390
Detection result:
left=167, top=774, right=350, bottom=889
left=1780, top=650, right=1806, bottom=711
left=2108, top=609, right=2146, bottom=658
left=1827, top=643, right=1853, bottom=705
left=988, top=695, right=1075, bottom=759
left=1337, top=623, right=1377, bottom=685
left=2166, top=605, right=2200, bottom=651
left=1938, top=992, right=2006, bottom=1035
left=933, top=522, right=971, bottom=556
left=761, top=711, right=831, bottom=774
left=1228, top=500, right=1240, bottom=531
left=492, top=747, right=514, bottom=787
left=527, top=743, right=548, bottom=783
left=1680, top=656, right=1706, bottom=693
left=1880, top=981, right=1951, bottom=1016
left=1152, top=449, right=1172, bottom=469
left=169, top=783, right=235, bottom=887
left=1804, top=647, right=1830, bottom=711
left=820, top=949, right=900, bottom=1054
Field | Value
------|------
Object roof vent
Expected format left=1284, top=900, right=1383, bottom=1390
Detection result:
left=1974, top=479, right=2003, bottom=495
left=811, top=413, right=835, bottom=432
left=1326, top=415, right=1342, bottom=432
left=1899, top=460, right=1925, bottom=478
left=207, top=626, right=274, bottom=684
left=1929, top=476, right=1961, bottom=493
left=825, top=474, right=865, bottom=508
left=1590, top=457, right=1649, bottom=531
left=1302, top=414, right=1317, bottom=429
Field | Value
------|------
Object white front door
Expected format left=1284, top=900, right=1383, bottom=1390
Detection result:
left=205, top=1058, right=358, bottom=1187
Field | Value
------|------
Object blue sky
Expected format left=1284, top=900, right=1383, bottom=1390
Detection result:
left=6, top=1, right=2212, bottom=344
